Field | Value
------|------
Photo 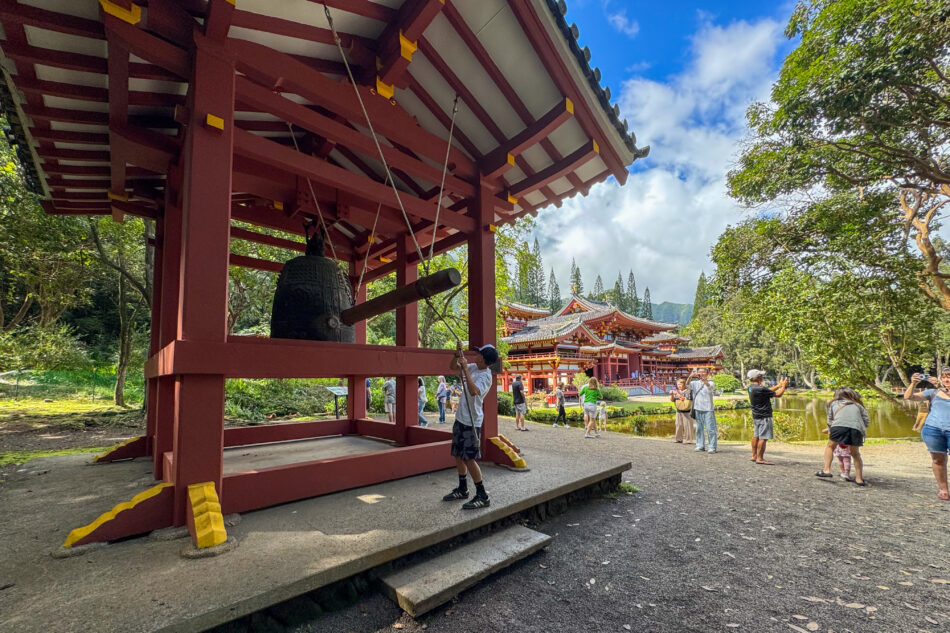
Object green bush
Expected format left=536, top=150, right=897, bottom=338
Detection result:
left=601, top=387, right=628, bottom=402
left=713, top=373, right=742, bottom=392
left=497, top=392, right=514, bottom=416
left=225, top=378, right=334, bottom=421
left=0, top=324, right=92, bottom=371
left=525, top=405, right=624, bottom=423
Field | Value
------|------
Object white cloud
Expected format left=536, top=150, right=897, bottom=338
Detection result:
left=607, top=10, right=640, bottom=38
left=532, top=17, right=785, bottom=304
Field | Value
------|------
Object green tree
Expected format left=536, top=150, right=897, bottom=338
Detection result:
left=626, top=271, right=639, bottom=316
left=641, top=288, right=653, bottom=319
left=612, top=272, right=625, bottom=310
left=729, top=0, right=950, bottom=311
left=530, top=238, right=546, bottom=306
left=591, top=275, right=604, bottom=300
left=548, top=268, right=561, bottom=313
left=691, top=272, right=708, bottom=320
left=570, top=259, right=583, bottom=295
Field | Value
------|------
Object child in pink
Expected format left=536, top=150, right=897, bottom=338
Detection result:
left=834, top=443, right=852, bottom=480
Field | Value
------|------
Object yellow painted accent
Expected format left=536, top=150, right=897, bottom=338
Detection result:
left=506, top=193, right=517, bottom=205
left=375, top=77, right=395, bottom=100
left=398, top=31, right=418, bottom=61
left=107, top=190, right=129, bottom=202
left=206, top=113, right=225, bottom=130
left=63, top=483, right=173, bottom=547
left=367, top=235, right=375, bottom=244
left=380, top=255, right=392, bottom=263
left=489, top=224, right=497, bottom=233
left=564, top=97, right=574, bottom=115
left=490, top=436, right=526, bottom=469
left=99, top=0, right=142, bottom=25
left=273, top=200, right=284, bottom=211
left=93, top=435, right=143, bottom=462
left=506, top=153, right=515, bottom=166
left=592, top=139, right=600, bottom=154
left=188, top=482, right=227, bottom=548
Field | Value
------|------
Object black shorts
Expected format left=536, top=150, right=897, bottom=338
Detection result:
left=829, top=426, right=864, bottom=447
left=451, top=421, right=481, bottom=460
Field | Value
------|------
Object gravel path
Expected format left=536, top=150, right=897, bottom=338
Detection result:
left=291, top=418, right=950, bottom=633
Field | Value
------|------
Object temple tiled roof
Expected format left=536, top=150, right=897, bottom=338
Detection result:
left=502, top=301, right=551, bottom=317
left=668, top=345, right=724, bottom=360
left=503, top=321, right=598, bottom=345
left=553, top=294, right=678, bottom=330
left=642, top=332, right=689, bottom=343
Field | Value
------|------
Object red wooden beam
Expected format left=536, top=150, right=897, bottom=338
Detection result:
left=14, top=76, right=184, bottom=108
left=0, top=0, right=104, bottom=39
left=1, top=41, right=179, bottom=82
left=315, top=0, right=396, bottom=23
left=106, top=32, right=131, bottom=211
left=230, top=226, right=305, bottom=253
left=22, top=105, right=176, bottom=130
left=204, top=0, right=234, bottom=40
left=361, top=230, right=468, bottom=284
left=40, top=148, right=110, bottom=162
left=223, top=419, right=355, bottom=448
left=229, top=253, right=284, bottom=273
left=145, top=337, right=474, bottom=379
left=229, top=38, right=476, bottom=179
left=28, top=128, right=110, bottom=145
left=230, top=9, right=373, bottom=50
left=109, top=125, right=179, bottom=174
left=234, top=76, right=475, bottom=198
left=508, top=3, right=629, bottom=184
left=405, top=77, right=482, bottom=161
left=232, top=128, right=475, bottom=232
left=376, top=0, right=444, bottom=88
left=102, top=13, right=191, bottom=79
left=480, top=98, right=575, bottom=171
left=41, top=164, right=160, bottom=178
left=509, top=139, right=599, bottom=197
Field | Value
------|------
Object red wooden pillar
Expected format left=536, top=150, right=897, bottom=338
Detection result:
left=348, top=263, right=368, bottom=420
left=144, top=215, right=164, bottom=452
left=171, top=40, right=235, bottom=523
left=153, top=169, right=183, bottom=480
left=395, top=234, right=418, bottom=443
left=469, top=179, right=499, bottom=456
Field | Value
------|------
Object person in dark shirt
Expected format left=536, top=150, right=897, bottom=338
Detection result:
left=747, top=370, right=788, bottom=465
left=512, top=375, right=527, bottom=431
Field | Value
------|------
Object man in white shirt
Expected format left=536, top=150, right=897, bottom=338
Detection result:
left=442, top=342, right=500, bottom=509
left=687, top=367, right=718, bottom=453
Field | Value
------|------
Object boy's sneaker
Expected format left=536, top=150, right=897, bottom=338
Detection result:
left=839, top=473, right=850, bottom=480
left=595, top=433, right=601, bottom=438
left=585, top=434, right=595, bottom=439
left=462, top=494, right=490, bottom=510
left=442, top=487, right=469, bottom=501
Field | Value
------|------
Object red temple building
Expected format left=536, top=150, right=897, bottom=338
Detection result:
left=500, top=295, right=724, bottom=395
left=0, top=0, right=650, bottom=548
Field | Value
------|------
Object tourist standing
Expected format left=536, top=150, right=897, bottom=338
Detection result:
left=670, top=378, right=693, bottom=443
left=687, top=368, right=717, bottom=453
left=553, top=382, right=567, bottom=427
left=417, top=377, right=429, bottom=427
left=436, top=375, right=449, bottom=424
left=442, top=342, right=500, bottom=509
left=383, top=377, right=396, bottom=422
left=815, top=388, right=869, bottom=485
left=904, top=369, right=950, bottom=500
left=580, top=377, right=602, bottom=438
left=747, top=370, right=788, bottom=465
left=512, top=375, right=527, bottom=432
left=366, top=377, right=372, bottom=412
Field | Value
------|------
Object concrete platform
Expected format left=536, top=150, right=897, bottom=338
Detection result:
left=0, top=439, right=629, bottom=633
left=222, top=435, right=396, bottom=474
left=380, top=524, right=551, bottom=616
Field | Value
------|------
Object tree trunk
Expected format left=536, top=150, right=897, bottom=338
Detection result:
left=114, top=269, right=133, bottom=407
left=802, top=367, right=817, bottom=390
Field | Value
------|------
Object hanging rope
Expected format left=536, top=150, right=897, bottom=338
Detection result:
left=354, top=196, right=384, bottom=299
left=428, top=94, right=460, bottom=265
left=286, top=121, right=338, bottom=261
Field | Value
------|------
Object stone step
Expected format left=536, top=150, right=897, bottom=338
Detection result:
left=380, top=525, right=551, bottom=617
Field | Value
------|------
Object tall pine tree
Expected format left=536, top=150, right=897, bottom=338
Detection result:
left=613, top=273, right=625, bottom=310
left=641, top=287, right=653, bottom=319
left=530, top=238, right=546, bottom=306
left=570, top=259, right=583, bottom=295
left=548, top=268, right=561, bottom=313
left=690, top=272, right=708, bottom=320
left=626, top=271, right=639, bottom=315
left=592, top=275, right=604, bottom=299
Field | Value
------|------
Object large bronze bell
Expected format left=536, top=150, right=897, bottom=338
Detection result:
left=270, top=228, right=355, bottom=342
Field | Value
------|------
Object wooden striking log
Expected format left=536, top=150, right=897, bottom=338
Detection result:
left=340, top=267, right=461, bottom=326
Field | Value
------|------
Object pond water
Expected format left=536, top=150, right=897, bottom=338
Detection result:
left=606, top=395, right=921, bottom=442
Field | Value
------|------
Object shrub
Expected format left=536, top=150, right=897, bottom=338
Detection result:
left=526, top=392, right=549, bottom=408
left=713, top=373, right=742, bottom=392
left=497, top=391, right=514, bottom=416
left=0, top=324, right=91, bottom=371
left=601, top=387, right=628, bottom=402
left=225, top=378, right=334, bottom=421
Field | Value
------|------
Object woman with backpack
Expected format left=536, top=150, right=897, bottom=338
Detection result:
left=904, top=369, right=950, bottom=501
left=670, top=378, right=693, bottom=444
left=815, top=388, right=869, bottom=485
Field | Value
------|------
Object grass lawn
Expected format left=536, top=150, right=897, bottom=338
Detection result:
left=0, top=446, right=109, bottom=467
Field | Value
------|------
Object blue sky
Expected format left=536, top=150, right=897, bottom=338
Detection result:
left=530, top=1, right=798, bottom=304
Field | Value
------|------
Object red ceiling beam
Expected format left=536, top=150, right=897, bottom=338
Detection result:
left=233, top=128, right=475, bottom=232
left=508, top=139, right=599, bottom=197
left=15, top=76, right=184, bottom=108
left=1, top=41, right=179, bottom=82
left=230, top=9, right=373, bottom=50
left=479, top=98, right=575, bottom=173
left=405, top=76, right=481, bottom=160
left=361, top=230, right=469, bottom=284
left=230, top=226, right=305, bottom=253
left=28, top=128, right=110, bottom=145
left=102, top=13, right=191, bottom=79
left=0, top=0, right=104, bottom=39
left=109, top=125, right=179, bottom=175
left=315, top=0, right=396, bottom=23
left=229, top=38, right=477, bottom=180
left=376, top=0, right=444, bottom=89
left=105, top=29, right=131, bottom=211
left=234, top=76, right=474, bottom=198
left=42, top=164, right=159, bottom=178
left=40, top=148, right=110, bottom=161
left=512, top=169, right=612, bottom=220
left=204, top=0, right=235, bottom=40
left=507, top=2, right=629, bottom=184
left=21, top=104, right=176, bottom=130
left=229, top=253, right=284, bottom=274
